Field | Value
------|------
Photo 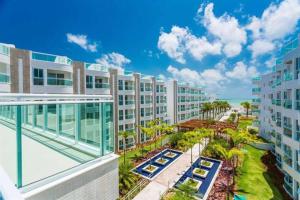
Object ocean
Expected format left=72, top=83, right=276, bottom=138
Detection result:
left=218, top=99, right=251, bottom=107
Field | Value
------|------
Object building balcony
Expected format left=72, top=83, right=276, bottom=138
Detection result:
left=252, top=98, right=261, bottom=104
left=95, top=83, right=109, bottom=89
left=47, top=77, right=73, bottom=86
left=32, top=52, right=72, bottom=65
left=0, top=94, right=116, bottom=199
left=0, top=44, right=10, bottom=56
left=85, top=63, right=109, bottom=72
left=252, top=76, right=261, bottom=84
left=125, top=100, right=135, bottom=105
left=252, top=88, right=261, bottom=95
left=283, top=72, right=293, bottom=81
left=295, top=100, right=300, bottom=110
left=283, top=99, right=292, bottom=109
left=0, top=73, right=10, bottom=83
left=276, top=99, right=282, bottom=106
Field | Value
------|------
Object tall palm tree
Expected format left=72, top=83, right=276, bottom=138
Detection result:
left=119, top=130, right=135, bottom=165
left=212, top=144, right=244, bottom=200
left=240, top=101, right=251, bottom=117
left=202, top=102, right=212, bottom=119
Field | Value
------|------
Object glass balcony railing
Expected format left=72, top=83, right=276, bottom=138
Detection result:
left=0, top=44, right=10, bottom=56
left=0, top=95, right=114, bottom=189
left=33, top=77, right=44, bottom=85
left=125, top=100, right=135, bottom=105
left=283, top=99, right=292, bottom=109
left=283, top=72, right=293, bottom=81
left=252, top=88, right=261, bottom=93
left=125, top=85, right=134, bottom=91
left=296, top=130, right=300, bottom=142
left=295, top=100, right=300, bottom=110
left=85, top=63, right=109, bottom=72
left=272, top=99, right=276, bottom=105
left=125, top=114, right=134, bottom=119
left=252, top=98, right=261, bottom=103
left=275, top=79, right=282, bottom=86
left=276, top=99, right=281, bottom=106
left=252, top=76, right=261, bottom=81
left=47, top=77, right=73, bottom=86
left=32, top=52, right=72, bottom=65
left=95, top=83, right=109, bottom=89
left=0, top=73, right=10, bottom=83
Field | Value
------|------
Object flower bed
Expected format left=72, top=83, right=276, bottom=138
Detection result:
left=164, top=151, right=177, bottom=159
left=192, top=168, right=209, bottom=178
left=201, top=160, right=214, bottom=168
left=142, top=164, right=159, bottom=174
left=154, top=157, right=169, bottom=165
left=183, top=177, right=202, bottom=190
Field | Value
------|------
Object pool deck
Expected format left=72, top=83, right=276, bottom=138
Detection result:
left=133, top=141, right=207, bottom=200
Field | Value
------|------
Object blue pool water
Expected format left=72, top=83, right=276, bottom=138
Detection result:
left=175, top=157, right=221, bottom=199
left=133, top=149, right=183, bottom=180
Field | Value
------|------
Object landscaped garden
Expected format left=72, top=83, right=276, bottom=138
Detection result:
left=118, top=101, right=289, bottom=200
left=236, top=145, right=284, bottom=200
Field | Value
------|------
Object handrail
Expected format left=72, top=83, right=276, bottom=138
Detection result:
left=120, top=179, right=150, bottom=200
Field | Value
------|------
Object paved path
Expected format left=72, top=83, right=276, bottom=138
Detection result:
left=133, top=140, right=207, bottom=200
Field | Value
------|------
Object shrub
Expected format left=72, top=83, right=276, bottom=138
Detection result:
left=169, top=132, right=183, bottom=148
left=248, top=128, right=258, bottom=135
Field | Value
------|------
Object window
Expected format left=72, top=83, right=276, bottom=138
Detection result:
left=119, top=125, right=123, bottom=131
left=156, top=96, right=159, bottom=103
left=118, top=80, right=123, bottom=90
left=86, top=75, right=93, bottom=88
left=119, top=110, right=123, bottom=121
left=141, top=108, right=144, bottom=117
left=118, top=95, right=123, bottom=105
left=140, top=83, right=144, bottom=92
left=141, top=95, right=144, bottom=104
left=33, top=68, right=44, bottom=85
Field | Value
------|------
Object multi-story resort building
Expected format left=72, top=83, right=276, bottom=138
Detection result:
left=252, top=36, right=300, bottom=200
left=0, top=43, right=209, bottom=199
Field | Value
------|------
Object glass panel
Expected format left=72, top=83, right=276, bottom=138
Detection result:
left=79, top=103, right=100, bottom=147
left=59, top=104, right=75, bottom=138
left=35, top=105, right=44, bottom=128
left=47, top=104, right=57, bottom=132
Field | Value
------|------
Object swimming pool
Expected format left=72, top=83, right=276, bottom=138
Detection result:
left=174, top=157, right=222, bottom=199
left=133, top=149, right=183, bottom=180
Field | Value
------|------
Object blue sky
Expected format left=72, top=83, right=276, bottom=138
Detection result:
left=1, top=0, right=300, bottom=98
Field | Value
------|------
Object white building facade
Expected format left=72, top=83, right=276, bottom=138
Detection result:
left=253, top=36, right=300, bottom=200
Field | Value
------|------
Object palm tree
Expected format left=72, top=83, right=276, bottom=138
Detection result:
left=119, top=130, right=135, bottom=165
left=157, top=121, right=174, bottom=147
left=212, top=144, right=244, bottom=200
left=119, top=161, right=137, bottom=195
left=202, top=102, right=212, bottom=119
left=240, top=101, right=251, bottom=117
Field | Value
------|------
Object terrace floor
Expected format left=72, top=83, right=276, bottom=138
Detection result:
left=133, top=141, right=207, bottom=200
left=0, top=123, right=81, bottom=187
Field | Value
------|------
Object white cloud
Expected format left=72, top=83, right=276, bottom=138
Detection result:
left=247, top=0, right=300, bottom=57
left=66, top=33, right=98, bottom=52
left=157, top=26, right=188, bottom=63
left=166, top=65, right=227, bottom=93
left=214, top=59, right=227, bottom=71
left=157, top=26, right=222, bottom=63
left=247, top=39, right=275, bottom=57
left=225, top=61, right=259, bottom=82
left=265, top=56, right=276, bottom=68
left=201, top=3, right=247, bottom=57
left=96, top=52, right=131, bottom=73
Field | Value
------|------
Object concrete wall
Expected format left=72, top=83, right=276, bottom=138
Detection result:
left=10, top=48, right=30, bottom=93
left=23, top=155, right=119, bottom=200
left=73, top=61, right=85, bottom=94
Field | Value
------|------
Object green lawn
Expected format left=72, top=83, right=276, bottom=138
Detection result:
left=119, top=134, right=169, bottom=164
left=236, top=145, right=283, bottom=200
left=238, top=119, right=253, bottom=129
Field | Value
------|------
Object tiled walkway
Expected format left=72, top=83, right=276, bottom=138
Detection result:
left=133, top=141, right=207, bottom=200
